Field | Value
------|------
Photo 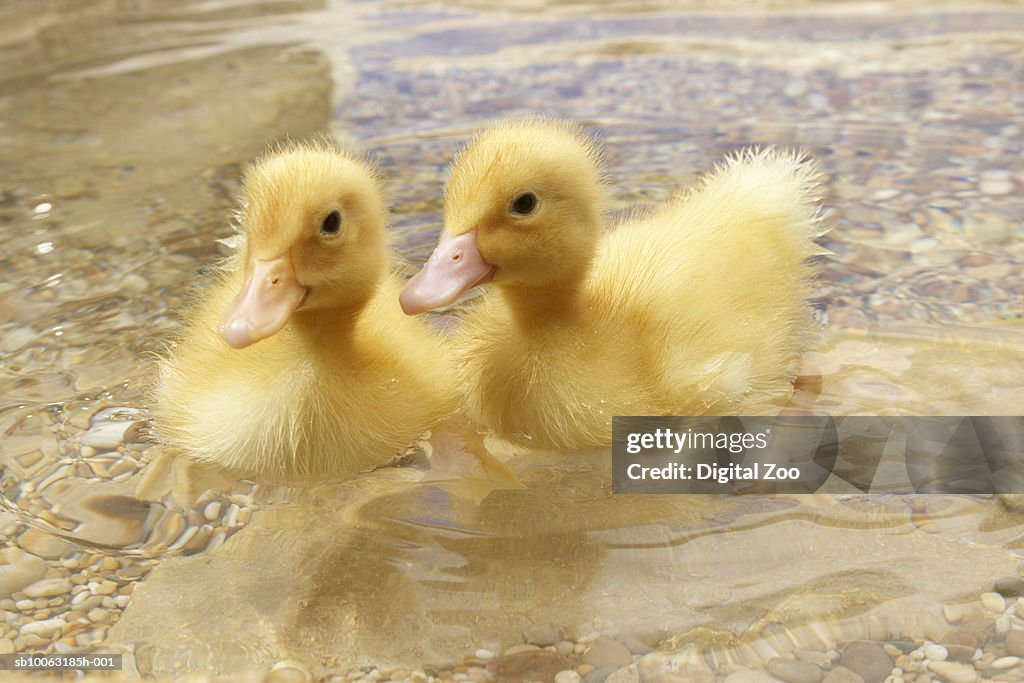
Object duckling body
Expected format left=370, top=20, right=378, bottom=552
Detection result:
left=154, top=142, right=456, bottom=480
left=401, top=119, right=824, bottom=450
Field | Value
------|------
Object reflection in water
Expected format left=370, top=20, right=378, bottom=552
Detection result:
left=0, top=0, right=1023, bottom=678
left=109, top=458, right=1024, bottom=677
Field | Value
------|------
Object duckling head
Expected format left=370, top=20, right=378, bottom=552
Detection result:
left=400, top=118, right=606, bottom=315
left=220, top=142, right=389, bottom=348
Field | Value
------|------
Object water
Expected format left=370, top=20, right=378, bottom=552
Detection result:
left=1, top=0, right=1022, bottom=679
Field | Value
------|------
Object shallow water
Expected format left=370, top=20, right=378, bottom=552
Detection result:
left=1, top=0, right=1023, bottom=680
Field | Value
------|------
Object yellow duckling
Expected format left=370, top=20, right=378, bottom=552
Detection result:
left=400, top=118, right=825, bottom=451
left=152, top=140, right=457, bottom=481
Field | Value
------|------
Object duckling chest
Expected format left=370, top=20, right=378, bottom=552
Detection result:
left=288, top=354, right=413, bottom=421
left=461, top=326, right=637, bottom=448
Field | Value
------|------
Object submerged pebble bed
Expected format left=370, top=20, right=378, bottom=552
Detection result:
left=185, top=580, right=1024, bottom=682
left=11, top=562, right=1024, bottom=683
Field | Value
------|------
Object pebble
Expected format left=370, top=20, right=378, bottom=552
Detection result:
left=75, top=629, right=105, bottom=647
left=265, top=660, right=313, bottom=683
left=943, top=645, right=977, bottom=662
left=79, top=422, right=130, bottom=450
left=926, top=660, right=977, bottom=683
left=942, top=620, right=995, bottom=649
left=20, top=617, right=65, bottom=638
left=725, top=671, right=784, bottom=683
left=975, top=653, right=995, bottom=669
left=224, top=504, right=240, bottom=527
left=555, top=641, right=575, bottom=656
left=765, top=657, right=823, bottom=683
left=62, top=619, right=87, bottom=635
left=822, top=667, right=865, bottom=683
left=990, top=657, right=1021, bottom=669
left=995, top=577, right=1024, bottom=598
left=869, top=189, right=900, bottom=202
left=583, top=638, right=633, bottom=669
left=0, top=548, right=47, bottom=597
left=992, top=675, right=1024, bottom=683
left=943, top=605, right=964, bottom=624
left=1005, top=630, right=1024, bottom=657
left=475, top=649, right=495, bottom=660
left=605, top=664, right=639, bottom=683
left=19, top=633, right=48, bottom=649
left=87, top=607, right=108, bottom=622
left=584, top=666, right=616, bottom=683
left=981, top=592, right=1007, bottom=613
left=882, top=645, right=903, bottom=658
left=505, top=644, right=541, bottom=655
left=487, top=651, right=571, bottom=683
left=523, top=622, right=563, bottom=647
left=924, top=644, right=948, bottom=662
left=979, top=179, right=1013, bottom=195
left=838, top=641, right=894, bottom=683
left=79, top=594, right=102, bottom=611
left=555, top=671, right=582, bottom=683
left=204, top=501, right=222, bottom=522
left=17, top=528, right=74, bottom=561
left=21, top=577, right=71, bottom=599
left=95, top=580, right=117, bottom=595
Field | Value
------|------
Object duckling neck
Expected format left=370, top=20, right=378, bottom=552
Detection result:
left=501, top=280, right=587, bottom=330
left=289, top=305, right=363, bottom=352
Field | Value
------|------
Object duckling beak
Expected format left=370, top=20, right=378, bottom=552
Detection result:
left=400, top=229, right=495, bottom=315
left=219, top=255, right=308, bottom=349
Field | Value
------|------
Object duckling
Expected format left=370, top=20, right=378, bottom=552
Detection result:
left=152, top=140, right=457, bottom=481
left=400, top=118, right=825, bottom=451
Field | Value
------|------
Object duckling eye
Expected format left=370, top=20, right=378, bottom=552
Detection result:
left=509, top=192, right=537, bottom=216
left=320, top=210, right=342, bottom=237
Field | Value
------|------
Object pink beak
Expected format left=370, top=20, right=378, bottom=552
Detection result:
left=218, top=255, right=308, bottom=349
left=400, top=229, right=495, bottom=315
